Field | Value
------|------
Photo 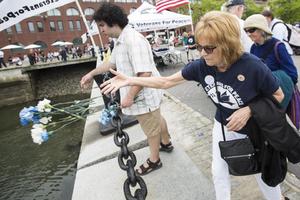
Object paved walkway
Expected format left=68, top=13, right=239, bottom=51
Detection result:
left=72, top=84, right=300, bottom=200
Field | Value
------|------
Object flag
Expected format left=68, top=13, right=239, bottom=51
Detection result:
left=0, top=0, right=75, bottom=31
left=156, top=0, right=189, bottom=13
left=89, top=20, right=99, bottom=36
left=81, top=33, right=88, bottom=43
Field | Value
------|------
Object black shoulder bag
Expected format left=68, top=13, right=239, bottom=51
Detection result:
left=215, top=78, right=261, bottom=176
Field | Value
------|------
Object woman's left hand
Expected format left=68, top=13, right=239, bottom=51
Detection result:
left=226, top=106, right=251, bottom=132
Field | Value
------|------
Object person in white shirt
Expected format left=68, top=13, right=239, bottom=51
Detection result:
left=0, top=50, right=7, bottom=68
left=80, top=3, right=173, bottom=176
left=223, top=0, right=253, bottom=52
left=262, top=10, right=293, bottom=55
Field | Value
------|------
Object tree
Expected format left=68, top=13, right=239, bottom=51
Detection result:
left=177, top=0, right=264, bottom=25
left=177, top=0, right=224, bottom=26
left=243, top=0, right=265, bottom=19
left=268, top=0, right=300, bottom=24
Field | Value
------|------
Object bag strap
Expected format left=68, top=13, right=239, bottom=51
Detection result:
left=214, top=77, right=226, bottom=141
left=271, top=21, right=282, bottom=31
left=271, top=21, right=290, bottom=43
left=274, top=41, right=282, bottom=63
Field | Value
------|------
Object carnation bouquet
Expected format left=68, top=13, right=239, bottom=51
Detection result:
left=19, top=97, right=118, bottom=145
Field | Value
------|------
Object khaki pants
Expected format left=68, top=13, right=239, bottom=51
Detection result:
left=136, top=108, right=169, bottom=140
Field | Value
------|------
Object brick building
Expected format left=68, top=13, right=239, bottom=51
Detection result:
left=0, top=0, right=144, bottom=60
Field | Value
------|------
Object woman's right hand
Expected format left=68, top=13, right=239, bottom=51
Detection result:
left=100, top=69, right=130, bottom=95
left=80, top=73, right=93, bottom=89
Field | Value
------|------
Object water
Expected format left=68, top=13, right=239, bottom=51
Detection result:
left=0, top=94, right=88, bottom=200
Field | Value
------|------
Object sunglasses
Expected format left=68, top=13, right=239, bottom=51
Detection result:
left=196, top=45, right=217, bottom=54
left=245, top=28, right=257, bottom=33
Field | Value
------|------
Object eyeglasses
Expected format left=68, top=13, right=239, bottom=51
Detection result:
left=245, top=28, right=257, bottom=33
left=196, top=44, right=217, bottom=54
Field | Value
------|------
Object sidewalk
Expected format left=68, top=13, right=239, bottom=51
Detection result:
left=72, top=85, right=300, bottom=200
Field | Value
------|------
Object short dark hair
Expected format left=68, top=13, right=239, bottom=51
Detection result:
left=262, top=10, right=274, bottom=20
left=93, top=3, right=128, bottom=28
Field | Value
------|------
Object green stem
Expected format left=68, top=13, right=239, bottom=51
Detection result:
left=50, top=106, right=85, bottom=120
left=51, top=118, right=81, bottom=133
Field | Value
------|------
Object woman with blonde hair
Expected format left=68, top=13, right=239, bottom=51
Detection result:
left=101, top=11, right=285, bottom=200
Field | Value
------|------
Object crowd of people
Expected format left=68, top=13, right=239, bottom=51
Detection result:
left=0, top=44, right=99, bottom=68
left=81, top=1, right=299, bottom=200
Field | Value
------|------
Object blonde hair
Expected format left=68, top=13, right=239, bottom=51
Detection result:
left=195, top=11, right=243, bottom=67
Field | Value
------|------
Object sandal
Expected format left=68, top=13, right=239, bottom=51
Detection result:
left=135, top=158, right=162, bottom=176
left=160, top=142, right=174, bottom=152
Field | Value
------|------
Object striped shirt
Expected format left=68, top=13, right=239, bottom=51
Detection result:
left=110, top=25, right=162, bottom=115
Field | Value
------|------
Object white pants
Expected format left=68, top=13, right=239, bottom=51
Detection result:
left=211, top=119, right=282, bottom=200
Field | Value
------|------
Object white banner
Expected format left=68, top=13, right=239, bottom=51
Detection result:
left=81, top=33, right=87, bottom=43
left=89, top=20, right=99, bottom=36
left=128, top=2, right=192, bottom=32
left=0, top=0, right=75, bottom=31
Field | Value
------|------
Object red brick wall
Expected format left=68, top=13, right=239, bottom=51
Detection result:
left=0, top=1, right=142, bottom=60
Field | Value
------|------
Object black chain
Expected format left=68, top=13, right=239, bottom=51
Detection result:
left=103, top=72, right=148, bottom=200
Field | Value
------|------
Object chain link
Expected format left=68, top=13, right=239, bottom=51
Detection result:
left=103, top=72, right=148, bottom=200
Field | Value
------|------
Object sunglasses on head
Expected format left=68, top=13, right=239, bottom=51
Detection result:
left=196, top=44, right=217, bottom=54
left=245, top=28, right=257, bottom=33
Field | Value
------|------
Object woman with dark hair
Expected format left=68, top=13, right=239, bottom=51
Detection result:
left=100, top=11, right=288, bottom=200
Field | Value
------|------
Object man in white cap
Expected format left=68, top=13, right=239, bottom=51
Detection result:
left=224, top=0, right=253, bottom=52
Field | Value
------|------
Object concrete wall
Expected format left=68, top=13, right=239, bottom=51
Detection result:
left=0, top=61, right=96, bottom=108
left=33, top=62, right=95, bottom=99
left=0, top=67, right=34, bottom=107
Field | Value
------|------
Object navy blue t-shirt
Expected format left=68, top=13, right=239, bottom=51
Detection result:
left=181, top=53, right=279, bottom=134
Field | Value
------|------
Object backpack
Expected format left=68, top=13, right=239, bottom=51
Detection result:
left=271, top=21, right=300, bottom=47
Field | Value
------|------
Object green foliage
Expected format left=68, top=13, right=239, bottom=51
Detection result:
left=176, top=0, right=300, bottom=27
left=243, top=0, right=264, bottom=19
left=268, top=0, right=300, bottom=24
left=177, top=0, right=224, bottom=25
left=178, top=0, right=264, bottom=24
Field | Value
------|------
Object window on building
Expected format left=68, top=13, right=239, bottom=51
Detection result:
left=75, top=20, right=81, bottom=31
left=50, top=21, right=56, bottom=32
left=82, top=0, right=108, bottom=2
left=69, top=21, right=74, bottom=31
left=115, top=0, right=135, bottom=2
left=15, top=23, right=22, bottom=33
left=6, top=27, right=13, bottom=34
left=37, top=22, right=44, bottom=32
left=47, top=9, right=61, bottom=16
left=130, top=7, right=137, bottom=14
left=28, top=22, right=35, bottom=32
left=66, top=8, right=79, bottom=16
left=84, top=8, right=95, bottom=16
left=57, top=21, right=64, bottom=32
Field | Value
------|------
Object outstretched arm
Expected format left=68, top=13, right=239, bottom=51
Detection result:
left=80, top=62, right=116, bottom=89
left=100, top=68, right=186, bottom=94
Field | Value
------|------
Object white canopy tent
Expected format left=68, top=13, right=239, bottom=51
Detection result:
left=24, top=44, right=41, bottom=49
left=63, top=41, right=74, bottom=46
left=51, top=41, right=65, bottom=46
left=128, top=2, right=192, bottom=32
left=1, top=44, right=23, bottom=50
